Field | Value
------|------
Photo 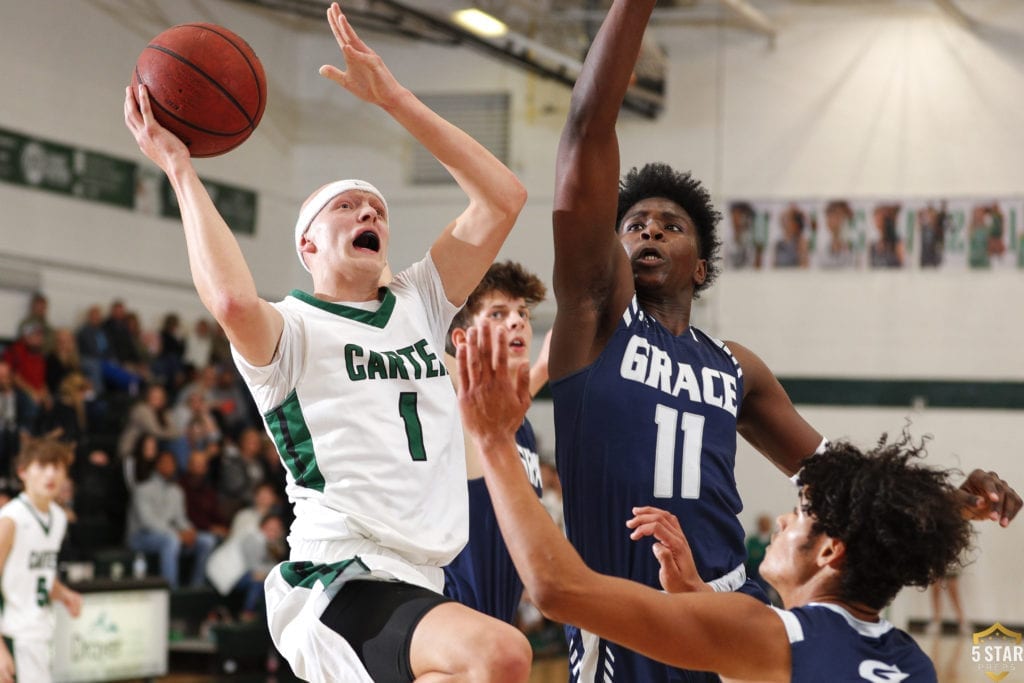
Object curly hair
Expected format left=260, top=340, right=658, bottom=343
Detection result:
left=616, top=163, right=722, bottom=295
left=446, top=261, right=547, bottom=355
left=797, top=434, right=972, bottom=611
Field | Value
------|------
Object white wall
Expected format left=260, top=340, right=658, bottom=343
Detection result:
left=1, top=0, right=1021, bottom=628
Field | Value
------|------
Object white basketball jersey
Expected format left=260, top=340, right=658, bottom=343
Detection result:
left=0, top=495, right=67, bottom=641
left=233, top=255, right=467, bottom=580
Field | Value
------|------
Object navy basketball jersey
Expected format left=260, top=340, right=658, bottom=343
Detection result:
left=774, top=603, right=936, bottom=682
left=444, top=419, right=543, bottom=623
left=551, top=296, right=750, bottom=682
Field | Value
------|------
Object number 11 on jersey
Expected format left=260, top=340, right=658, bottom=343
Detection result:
left=653, top=404, right=704, bottom=499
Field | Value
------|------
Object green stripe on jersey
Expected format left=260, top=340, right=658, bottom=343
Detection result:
left=266, top=390, right=326, bottom=493
left=279, top=558, right=370, bottom=589
left=290, top=288, right=396, bottom=328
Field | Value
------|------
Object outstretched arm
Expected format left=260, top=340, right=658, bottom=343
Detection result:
left=457, top=323, right=791, bottom=681
left=550, top=0, right=656, bottom=380
left=730, top=341, right=824, bottom=476
left=319, top=3, right=526, bottom=306
left=123, top=86, right=282, bottom=366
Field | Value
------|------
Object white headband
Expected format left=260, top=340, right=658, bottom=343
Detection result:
left=294, top=179, right=389, bottom=272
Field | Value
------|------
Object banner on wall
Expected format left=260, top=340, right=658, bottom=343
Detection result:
left=724, top=198, right=1024, bottom=270
left=0, top=125, right=257, bottom=236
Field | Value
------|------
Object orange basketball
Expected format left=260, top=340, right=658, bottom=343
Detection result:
left=131, top=23, right=267, bottom=157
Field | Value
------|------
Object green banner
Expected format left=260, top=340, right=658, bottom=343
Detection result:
left=0, top=125, right=257, bottom=235
left=160, top=177, right=257, bottom=235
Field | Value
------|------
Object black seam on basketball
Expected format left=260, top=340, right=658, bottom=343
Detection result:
left=144, top=44, right=259, bottom=130
left=144, top=88, right=249, bottom=141
left=177, top=24, right=266, bottom=116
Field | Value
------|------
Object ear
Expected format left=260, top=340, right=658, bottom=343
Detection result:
left=816, top=536, right=846, bottom=571
left=450, top=327, right=468, bottom=350
left=693, top=259, right=708, bottom=286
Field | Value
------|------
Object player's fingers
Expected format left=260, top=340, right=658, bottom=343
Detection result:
left=136, top=84, right=155, bottom=123
left=327, top=3, right=347, bottom=46
left=465, top=326, right=482, bottom=387
left=124, top=87, right=139, bottom=128
left=455, top=340, right=469, bottom=396
left=493, top=326, right=509, bottom=378
left=318, top=64, right=347, bottom=86
left=1002, top=487, right=1023, bottom=526
left=339, top=13, right=368, bottom=51
left=515, top=362, right=531, bottom=408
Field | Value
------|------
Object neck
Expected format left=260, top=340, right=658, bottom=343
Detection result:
left=779, top=583, right=882, bottom=623
left=636, top=291, right=694, bottom=335
left=23, top=491, right=51, bottom=513
left=313, top=264, right=385, bottom=303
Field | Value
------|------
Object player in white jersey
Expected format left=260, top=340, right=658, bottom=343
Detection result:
left=124, top=2, right=530, bottom=680
left=0, top=438, right=82, bottom=683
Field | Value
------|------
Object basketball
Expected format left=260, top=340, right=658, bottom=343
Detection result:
left=131, top=23, right=267, bottom=157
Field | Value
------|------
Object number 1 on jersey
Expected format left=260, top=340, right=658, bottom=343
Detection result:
left=653, top=404, right=704, bottom=499
left=399, top=392, right=428, bottom=461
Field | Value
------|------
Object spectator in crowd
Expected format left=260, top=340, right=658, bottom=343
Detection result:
left=124, top=433, right=161, bottom=489
left=45, top=328, right=82, bottom=397
left=76, top=304, right=140, bottom=395
left=16, top=292, right=55, bottom=354
left=128, top=451, right=217, bottom=589
left=181, top=450, right=230, bottom=541
left=117, top=384, right=184, bottom=467
left=102, top=299, right=137, bottom=368
left=209, top=365, right=253, bottom=437
left=124, top=312, right=155, bottom=381
left=2, top=322, right=50, bottom=421
left=155, top=313, right=187, bottom=395
left=175, top=364, right=217, bottom=411
left=234, top=512, right=288, bottom=620
left=217, top=427, right=266, bottom=521
left=172, top=389, right=221, bottom=456
left=34, top=372, right=92, bottom=453
left=0, top=361, right=35, bottom=482
left=206, top=481, right=284, bottom=597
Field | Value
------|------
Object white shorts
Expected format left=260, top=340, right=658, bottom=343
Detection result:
left=265, top=559, right=375, bottom=683
left=10, top=638, right=52, bottom=683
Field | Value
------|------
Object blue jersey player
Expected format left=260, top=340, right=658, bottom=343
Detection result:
left=454, top=321, right=1019, bottom=683
left=444, top=261, right=548, bottom=624
left=548, top=1, right=1022, bottom=681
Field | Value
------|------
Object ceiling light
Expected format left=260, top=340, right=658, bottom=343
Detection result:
left=452, top=8, right=508, bottom=38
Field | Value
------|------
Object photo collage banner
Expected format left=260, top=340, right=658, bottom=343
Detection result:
left=723, top=198, right=1024, bottom=271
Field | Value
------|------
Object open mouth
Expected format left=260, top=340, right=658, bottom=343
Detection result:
left=353, top=231, right=380, bottom=252
left=634, top=247, right=663, bottom=264
left=509, top=338, right=525, bottom=349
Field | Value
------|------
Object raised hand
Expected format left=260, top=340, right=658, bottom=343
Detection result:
left=457, top=323, right=532, bottom=444
left=627, top=506, right=708, bottom=593
left=956, top=469, right=1022, bottom=527
left=318, top=2, right=405, bottom=107
left=123, top=84, right=190, bottom=173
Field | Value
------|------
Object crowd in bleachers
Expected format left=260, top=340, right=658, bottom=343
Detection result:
left=0, top=291, right=290, bottom=620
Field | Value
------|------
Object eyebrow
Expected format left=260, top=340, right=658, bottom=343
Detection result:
left=624, top=209, right=689, bottom=223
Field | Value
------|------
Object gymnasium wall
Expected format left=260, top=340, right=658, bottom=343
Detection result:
left=1, top=0, right=1021, bottom=628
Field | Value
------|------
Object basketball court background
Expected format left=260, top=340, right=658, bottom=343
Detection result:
left=1, top=1, right=1022, bottom=680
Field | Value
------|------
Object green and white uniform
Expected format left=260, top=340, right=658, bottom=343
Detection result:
left=0, top=494, right=67, bottom=683
left=232, top=254, right=466, bottom=682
